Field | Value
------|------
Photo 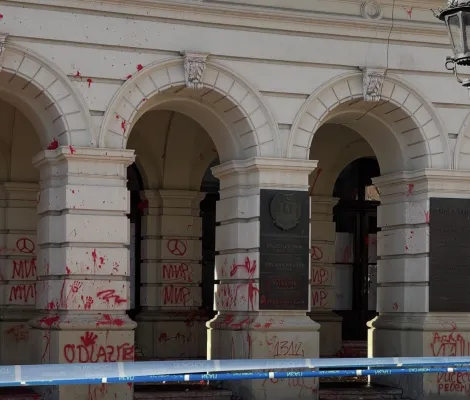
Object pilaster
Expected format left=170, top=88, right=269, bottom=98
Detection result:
left=309, top=196, right=342, bottom=357
left=0, top=183, right=38, bottom=365
left=208, top=157, right=320, bottom=400
left=369, top=169, right=470, bottom=399
left=137, top=189, right=206, bottom=360
left=30, top=147, right=136, bottom=400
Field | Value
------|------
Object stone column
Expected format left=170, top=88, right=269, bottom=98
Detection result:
left=208, top=157, right=320, bottom=400
left=369, top=170, right=470, bottom=399
left=0, top=183, right=38, bottom=365
left=137, top=189, right=206, bottom=360
left=309, top=196, right=342, bottom=357
left=30, top=147, right=136, bottom=400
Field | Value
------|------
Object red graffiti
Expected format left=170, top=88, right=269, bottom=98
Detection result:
left=163, top=286, right=191, bottom=305
left=230, top=257, right=256, bottom=277
left=63, top=332, right=134, bottom=363
left=9, top=284, right=35, bottom=303
left=16, top=238, right=35, bottom=254
left=437, top=371, right=470, bottom=394
left=96, top=314, right=124, bottom=327
left=42, top=331, right=51, bottom=363
left=96, top=289, right=127, bottom=305
left=12, top=259, right=36, bottom=279
left=87, top=78, right=93, bottom=87
left=268, top=337, right=305, bottom=358
left=158, top=332, right=190, bottom=344
left=82, top=295, right=94, bottom=310
left=163, top=263, right=193, bottom=282
left=312, top=290, right=328, bottom=308
left=311, top=246, right=323, bottom=262
left=39, top=315, right=60, bottom=327
left=47, top=138, right=59, bottom=150
left=167, top=239, right=187, bottom=256
left=5, top=324, right=29, bottom=343
left=311, top=267, right=329, bottom=285
left=431, top=332, right=467, bottom=357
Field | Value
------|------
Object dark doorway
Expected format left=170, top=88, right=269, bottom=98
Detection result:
left=200, top=159, right=220, bottom=318
left=127, top=163, right=143, bottom=321
left=333, top=157, right=380, bottom=341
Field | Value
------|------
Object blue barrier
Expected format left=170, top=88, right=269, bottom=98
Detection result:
left=1, top=357, right=470, bottom=387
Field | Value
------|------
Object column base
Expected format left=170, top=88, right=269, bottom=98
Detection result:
left=136, top=309, right=207, bottom=360
left=369, top=313, right=470, bottom=399
left=308, top=311, right=342, bottom=357
left=208, top=312, right=320, bottom=400
left=0, top=309, right=35, bottom=365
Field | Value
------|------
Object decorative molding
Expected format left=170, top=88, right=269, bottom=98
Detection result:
left=0, top=33, right=9, bottom=71
left=361, top=67, right=386, bottom=102
left=360, top=1, right=383, bottom=20
left=181, top=51, right=210, bottom=90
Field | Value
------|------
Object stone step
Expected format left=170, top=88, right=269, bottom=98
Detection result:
left=319, top=383, right=404, bottom=400
left=134, top=385, right=232, bottom=400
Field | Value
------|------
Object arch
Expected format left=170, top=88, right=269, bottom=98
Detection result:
left=288, top=72, right=450, bottom=171
left=454, top=111, right=470, bottom=170
left=0, top=42, right=94, bottom=147
left=99, top=57, right=281, bottom=161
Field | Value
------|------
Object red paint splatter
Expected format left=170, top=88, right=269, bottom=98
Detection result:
left=407, top=183, right=414, bottom=196
left=0, top=14, right=3, bottom=20
left=87, top=78, right=93, bottom=87
left=74, top=71, right=81, bottom=78
left=450, top=322, right=457, bottom=331
left=121, top=119, right=127, bottom=133
left=137, top=64, right=143, bottom=71
left=392, top=302, right=399, bottom=311
left=127, top=383, right=132, bottom=389
left=96, top=314, right=124, bottom=327
left=39, top=315, right=60, bottom=327
left=141, top=98, right=147, bottom=103
left=92, top=249, right=97, bottom=267
left=126, top=74, right=132, bottom=80
left=137, top=199, right=149, bottom=212
left=65, top=266, right=71, bottom=275
left=69, top=145, right=76, bottom=154
left=403, top=7, right=412, bottom=18
left=47, top=138, right=59, bottom=150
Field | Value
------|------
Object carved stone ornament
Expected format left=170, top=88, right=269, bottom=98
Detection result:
left=360, top=0, right=383, bottom=20
left=361, top=67, right=386, bottom=103
left=269, top=192, right=302, bottom=231
left=181, top=51, right=210, bottom=90
left=0, top=34, right=8, bottom=71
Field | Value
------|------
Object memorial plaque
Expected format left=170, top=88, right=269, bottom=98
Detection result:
left=429, top=197, right=470, bottom=312
left=259, top=189, right=310, bottom=310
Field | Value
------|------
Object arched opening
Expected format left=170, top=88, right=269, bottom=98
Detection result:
left=125, top=106, right=221, bottom=363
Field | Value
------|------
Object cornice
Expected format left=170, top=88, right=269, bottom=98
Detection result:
left=7, top=0, right=451, bottom=46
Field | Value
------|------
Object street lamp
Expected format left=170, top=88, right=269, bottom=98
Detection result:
left=435, top=0, right=470, bottom=89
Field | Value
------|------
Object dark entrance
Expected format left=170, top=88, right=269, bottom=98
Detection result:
left=333, top=157, right=380, bottom=341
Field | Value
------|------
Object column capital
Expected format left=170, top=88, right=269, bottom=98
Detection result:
left=374, top=169, right=470, bottom=202
left=212, top=157, right=318, bottom=196
left=32, top=146, right=135, bottom=169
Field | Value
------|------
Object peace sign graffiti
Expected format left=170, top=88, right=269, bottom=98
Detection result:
left=167, top=239, right=187, bottom=256
left=311, top=246, right=323, bottom=261
left=16, top=238, right=35, bottom=255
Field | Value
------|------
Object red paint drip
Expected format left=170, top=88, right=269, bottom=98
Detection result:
left=74, top=71, right=81, bottom=78
left=69, top=145, right=76, bottom=154
left=65, top=266, right=71, bottom=275
left=0, top=14, right=4, bottom=20
left=47, top=138, right=59, bottom=150
left=39, top=315, right=60, bottom=327
left=126, top=74, right=132, bottom=80
left=407, top=183, right=414, bottom=195
left=86, top=78, right=93, bottom=87
left=121, top=119, right=127, bottom=133
left=91, top=249, right=97, bottom=266
left=403, top=7, right=412, bottom=18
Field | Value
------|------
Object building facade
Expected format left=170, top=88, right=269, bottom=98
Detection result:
left=0, top=0, right=468, bottom=399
